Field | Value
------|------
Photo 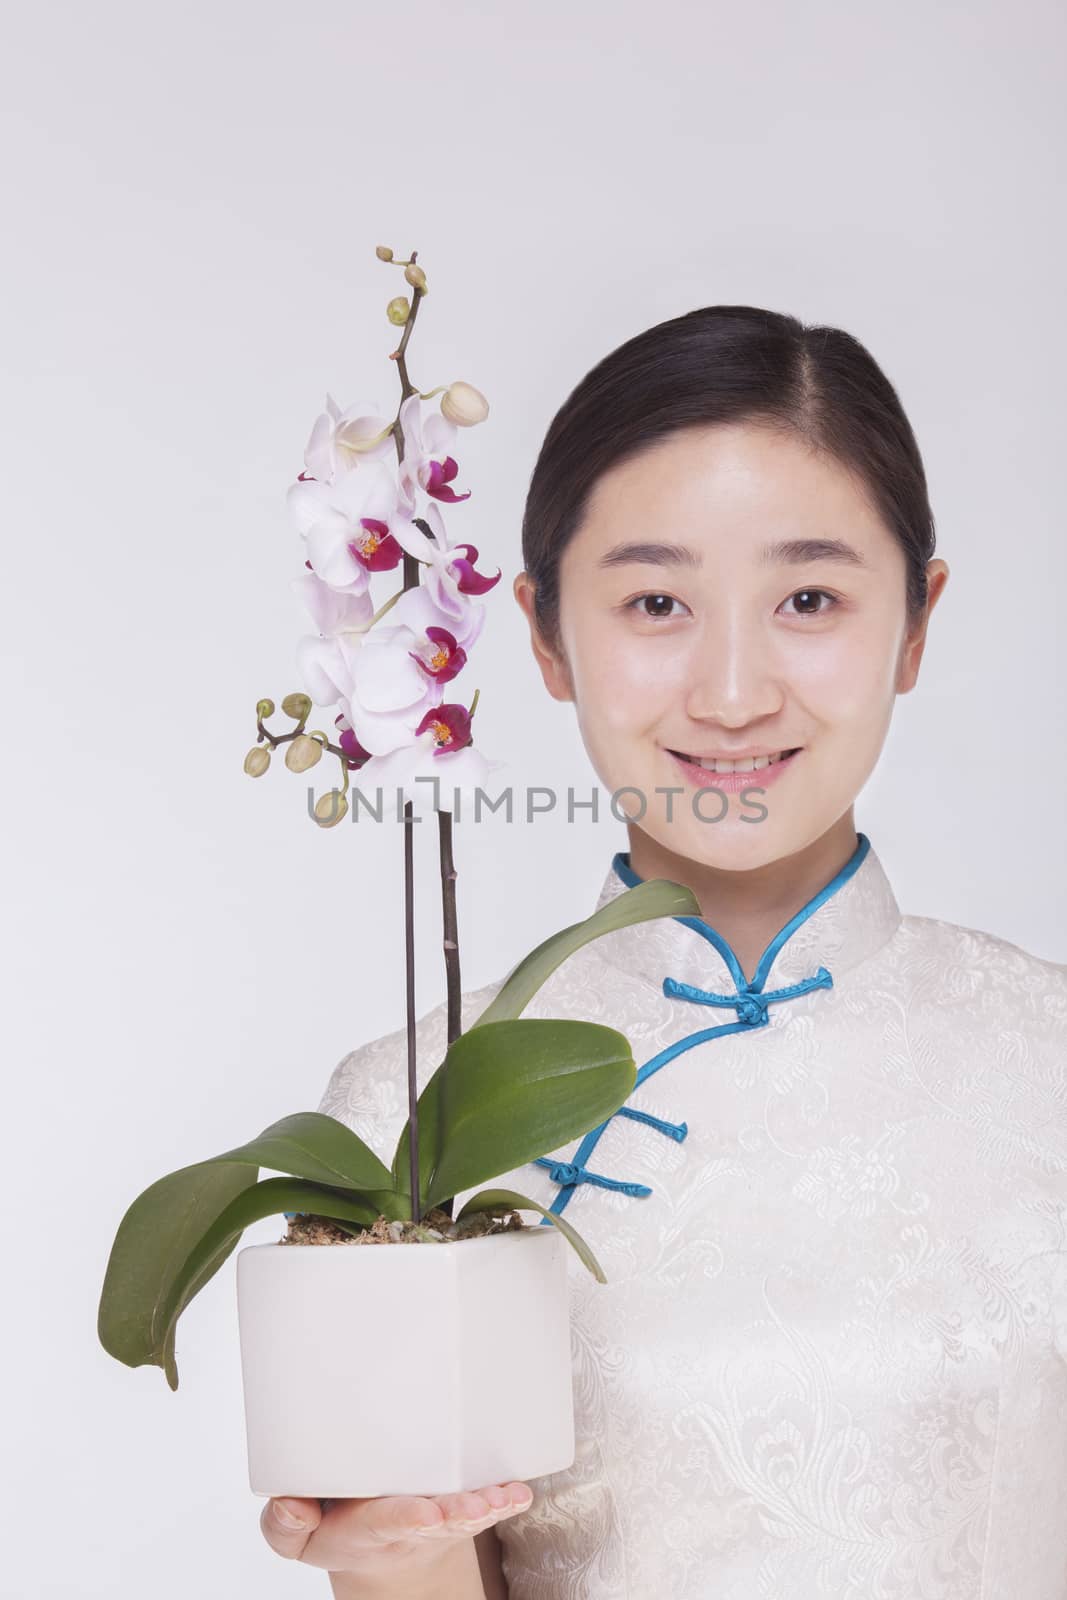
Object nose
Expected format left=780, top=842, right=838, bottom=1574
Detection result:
left=684, top=609, right=784, bottom=727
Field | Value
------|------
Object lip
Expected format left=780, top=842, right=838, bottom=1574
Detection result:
left=665, top=746, right=802, bottom=794
left=669, top=745, right=792, bottom=761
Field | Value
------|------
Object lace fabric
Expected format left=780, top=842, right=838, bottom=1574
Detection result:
left=316, top=836, right=1067, bottom=1598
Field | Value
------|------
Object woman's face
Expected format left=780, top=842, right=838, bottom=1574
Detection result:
left=515, top=421, right=948, bottom=872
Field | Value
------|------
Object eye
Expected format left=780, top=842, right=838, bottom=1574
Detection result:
left=779, top=588, right=839, bottom=618
left=625, top=592, right=690, bottom=620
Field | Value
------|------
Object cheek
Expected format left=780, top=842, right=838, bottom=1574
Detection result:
left=570, top=629, right=682, bottom=732
left=784, top=625, right=902, bottom=720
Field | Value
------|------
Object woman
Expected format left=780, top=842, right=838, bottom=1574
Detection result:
left=266, top=307, right=1067, bottom=1598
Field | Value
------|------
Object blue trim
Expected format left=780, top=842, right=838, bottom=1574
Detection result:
left=611, top=831, right=869, bottom=995
left=535, top=1159, right=652, bottom=1199
left=615, top=1104, right=688, bottom=1140
left=534, top=1018, right=752, bottom=1218
left=662, top=967, right=832, bottom=1026
left=536, top=832, right=869, bottom=1222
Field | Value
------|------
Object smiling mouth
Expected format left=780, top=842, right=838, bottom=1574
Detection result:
left=667, top=748, right=802, bottom=774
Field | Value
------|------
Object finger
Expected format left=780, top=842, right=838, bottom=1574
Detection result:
left=480, top=1486, right=513, bottom=1511
left=412, top=1486, right=534, bottom=1539
left=361, top=1493, right=463, bottom=1540
left=295, top=1494, right=458, bottom=1572
left=338, top=1487, right=527, bottom=1550
left=332, top=1489, right=499, bottom=1543
left=487, top=1482, right=535, bottom=1510
left=433, top=1490, right=502, bottom=1527
left=460, top=1483, right=535, bottom=1516
left=260, top=1497, right=324, bottom=1559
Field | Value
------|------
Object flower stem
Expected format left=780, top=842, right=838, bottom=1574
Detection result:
left=367, top=588, right=404, bottom=627
left=384, top=248, right=465, bottom=1225
left=391, top=249, right=427, bottom=1223
left=436, top=807, right=461, bottom=1221
left=402, top=768, right=419, bottom=1222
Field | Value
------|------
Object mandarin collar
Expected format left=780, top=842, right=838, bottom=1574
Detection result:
left=590, top=831, right=902, bottom=997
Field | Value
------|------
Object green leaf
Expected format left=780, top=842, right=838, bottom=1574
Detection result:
left=471, top=878, right=702, bottom=1026
left=454, top=1187, right=607, bottom=1283
left=392, top=1018, right=636, bottom=1213
left=206, top=1112, right=395, bottom=1192
left=151, top=1178, right=380, bottom=1387
left=99, top=1160, right=256, bottom=1387
left=98, top=1113, right=395, bottom=1390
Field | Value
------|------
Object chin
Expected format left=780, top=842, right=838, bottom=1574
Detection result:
left=638, top=814, right=794, bottom=872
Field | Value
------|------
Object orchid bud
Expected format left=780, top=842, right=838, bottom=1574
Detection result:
left=244, top=746, right=271, bottom=777
left=256, top=697, right=275, bottom=719
left=404, top=263, right=427, bottom=292
left=313, top=789, right=349, bottom=827
left=286, top=734, right=323, bottom=773
left=376, top=245, right=394, bottom=261
left=441, top=381, right=490, bottom=427
left=282, top=691, right=312, bottom=720
left=386, top=296, right=411, bottom=326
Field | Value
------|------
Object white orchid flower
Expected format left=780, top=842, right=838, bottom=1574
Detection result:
left=355, top=705, right=497, bottom=815
left=290, top=572, right=374, bottom=707
left=340, top=622, right=445, bottom=757
left=391, top=501, right=502, bottom=636
left=390, top=580, right=487, bottom=653
left=396, top=393, right=472, bottom=515
left=296, top=633, right=361, bottom=708
left=303, top=394, right=395, bottom=483
left=287, top=460, right=413, bottom=594
left=292, top=570, right=374, bottom=636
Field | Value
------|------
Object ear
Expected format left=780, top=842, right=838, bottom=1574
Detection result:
left=896, top=559, right=950, bottom=693
left=513, top=572, right=574, bottom=703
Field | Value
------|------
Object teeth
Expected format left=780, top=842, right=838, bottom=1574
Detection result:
left=685, top=750, right=794, bottom=774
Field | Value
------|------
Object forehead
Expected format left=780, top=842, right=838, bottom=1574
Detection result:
left=573, top=421, right=887, bottom=553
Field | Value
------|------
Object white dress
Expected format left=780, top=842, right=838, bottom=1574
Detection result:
left=316, top=832, right=1067, bottom=1599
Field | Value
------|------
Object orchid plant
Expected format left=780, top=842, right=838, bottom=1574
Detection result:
left=97, top=246, right=700, bottom=1391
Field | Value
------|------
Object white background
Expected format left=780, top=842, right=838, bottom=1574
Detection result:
left=3, top=0, right=1064, bottom=1594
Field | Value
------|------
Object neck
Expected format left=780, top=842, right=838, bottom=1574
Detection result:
left=626, top=812, right=860, bottom=985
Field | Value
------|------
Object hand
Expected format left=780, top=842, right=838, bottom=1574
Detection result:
left=260, top=1482, right=533, bottom=1576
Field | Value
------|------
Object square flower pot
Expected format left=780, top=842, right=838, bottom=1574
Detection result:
left=236, top=1223, right=575, bottom=1498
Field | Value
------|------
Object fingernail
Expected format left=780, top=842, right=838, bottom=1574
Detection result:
left=272, top=1499, right=307, bottom=1530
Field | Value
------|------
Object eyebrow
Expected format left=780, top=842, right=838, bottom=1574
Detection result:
left=596, top=537, right=872, bottom=570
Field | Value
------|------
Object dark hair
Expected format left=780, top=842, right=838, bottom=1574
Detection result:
left=521, top=305, right=936, bottom=649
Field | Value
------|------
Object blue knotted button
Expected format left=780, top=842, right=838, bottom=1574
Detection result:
left=735, top=994, right=769, bottom=1027
left=536, top=1156, right=652, bottom=1198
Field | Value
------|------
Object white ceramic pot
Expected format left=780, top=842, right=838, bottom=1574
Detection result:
left=236, top=1223, right=575, bottom=1498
